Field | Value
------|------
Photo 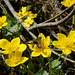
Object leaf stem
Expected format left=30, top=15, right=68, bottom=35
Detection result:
left=49, top=52, right=63, bottom=75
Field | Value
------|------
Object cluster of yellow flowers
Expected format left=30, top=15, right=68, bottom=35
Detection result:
left=0, top=31, right=75, bottom=67
left=0, top=16, right=8, bottom=29
left=16, top=6, right=37, bottom=28
left=61, top=0, right=75, bottom=7
left=0, top=37, right=28, bottom=67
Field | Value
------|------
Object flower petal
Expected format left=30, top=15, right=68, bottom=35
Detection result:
left=19, top=57, right=29, bottom=64
left=18, top=44, right=27, bottom=52
left=31, top=51, right=41, bottom=57
left=41, top=48, right=51, bottom=58
left=43, top=36, right=50, bottom=48
left=68, top=30, right=75, bottom=42
left=38, top=33, right=45, bottom=40
left=2, top=16, right=6, bottom=23
left=71, top=44, right=75, bottom=51
left=2, top=22, right=8, bottom=27
left=11, top=37, right=20, bottom=46
left=5, top=59, right=16, bottom=67
left=0, top=51, right=9, bottom=54
left=62, top=48, right=71, bottom=55
left=0, top=39, right=10, bottom=49
left=57, top=33, right=66, bottom=41
left=0, top=26, right=2, bottom=29
left=52, top=41, right=65, bottom=49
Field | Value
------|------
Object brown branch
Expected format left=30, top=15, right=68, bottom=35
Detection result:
left=28, top=7, right=75, bottom=30
left=51, top=49, right=75, bottom=63
left=43, top=3, right=75, bottom=23
left=45, top=48, right=75, bottom=67
left=3, top=0, right=36, bottom=39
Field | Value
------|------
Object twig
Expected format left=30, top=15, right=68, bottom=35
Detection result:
left=43, top=3, right=75, bottom=23
left=3, top=0, right=36, bottom=39
left=51, top=49, right=75, bottom=63
left=72, top=15, right=75, bottom=25
left=45, top=48, right=75, bottom=67
left=28, top=7, right=75, bottom=31
left=0, top=2, right=7, bottom=13
left=50, top=30, right=57, bottom=39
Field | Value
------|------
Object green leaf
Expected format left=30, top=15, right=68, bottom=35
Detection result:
left=35, top=68, right=49, bottom=75
left=6, top=24, right=21, bottom=36
left=51, top=60, right=61, bottom=68
left=19, top=69, right=27, bottom=73
left=28, top=62, right=33, bottom=69
left=49, top=58, right=53, bottom=68
left=26, top=5, right=32, bottom=11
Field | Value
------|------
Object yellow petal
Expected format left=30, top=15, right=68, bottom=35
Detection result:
left=68, top=30, right=75, bottom=37
left=5, top=58, right=21, bottom=67
left=2, top=16, right=6, bottom=23
left=18, top=44, right=27, bottom=52
left=5, top=57, right=28, bottom=67
left=62, top=48, right=71, bottom=55
left=0, top=39, right=10, bottom=49
left=31, top=51, right=41, bottom=57
left=28, top=44, right=33, bottom=49
left=68, top=30, right=75, bottom=42
left=38, top=33, right=45, bottom=40
left=11, top=37, right=20, bottom=46
left=57, top=33, right=66, bottom=41
left=41, top=48, right=51, bottom=58
left=15, top=51, right=22, bottom=58
left=52, top=41, right=65, bottom=49
left=2, top=22, right=8, bottom=27
left=71, top=44, right=75, bottom=51
left=43, top=36, right=50, bottom=48
left=19, top=57, right=29, bottom=64
left=24, top=23, right=30, bottom=28
left=0, top=51, right=9, bottom=54
left=5, top=59, right=16, bottom=67
left=0, top=26, right=2, bottom=29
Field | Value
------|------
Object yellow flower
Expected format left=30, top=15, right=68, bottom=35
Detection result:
left=52, top=31, right=75, bottom=55
left=61, top=0, right=75, bottom=7
left=0, top=37, right=27, bottom=54
left=28, top=33, right=51, bottom=58
left=5, top=51, right=28, bottom=67
left=0, top=16, right=8, bottom=29
left=16, top=6, right=28, bottom=19
left=24, top=17, right=34, bottom=28
left=28, top=11, right=37, bottom=19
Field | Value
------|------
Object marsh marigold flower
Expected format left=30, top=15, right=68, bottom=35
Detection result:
left=5, top=51, right=28, bottom=67
left=15, top=6, right=28, bottom=19
left=0, top=37, right=27, bottom=54
left=61, top=0, right=75, bottom=7
left=24, top=17, right=34, bottom=28
left=28, top=33, right=51, bottom=58
left=52, top=31, right=75, bottom=55
left=0, top=16, right=8, bottom=29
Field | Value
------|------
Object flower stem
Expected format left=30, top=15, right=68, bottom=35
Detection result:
left=51, top=52, right=63, bottom=68
left=49, top=52, right=63, bottom=74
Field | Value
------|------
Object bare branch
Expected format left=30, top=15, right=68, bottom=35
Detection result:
left=51, top=48, right=75, bottom=63
left=28, top=7, right=75, bottom=30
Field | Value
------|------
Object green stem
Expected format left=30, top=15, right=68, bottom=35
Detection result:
left=49, top=53, right=63, bottom=75
left=28, top=69, right=35, bottom=75
left=51, top=52, right=63, bottom=68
